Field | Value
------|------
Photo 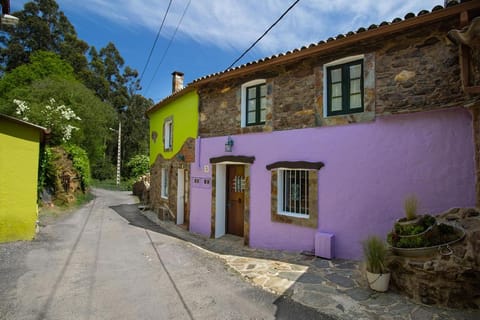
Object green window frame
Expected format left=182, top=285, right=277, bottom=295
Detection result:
left=245, top=83, right=266, bottom=126
left=326, top=59, right=364, bottom=116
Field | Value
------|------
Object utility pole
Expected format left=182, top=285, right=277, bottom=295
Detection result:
left=116, top=119, right=121, bottom=186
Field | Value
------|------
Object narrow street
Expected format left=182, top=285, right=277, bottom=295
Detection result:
left=0, top=189, right=330, bottom=320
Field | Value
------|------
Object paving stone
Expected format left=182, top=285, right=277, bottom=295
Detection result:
left=388, top=302, right=416, bottom=315
left=297, top=272, right=326, bottom=284
left=344, top=287, right=373, bottom=301
left=335, top=261, right=359, bottom=270
left=313, top=258, right=331, bottom=268
left=325, top=273, right=356, bottom=288
left=366, top=293, right=399, bottom=307
left=411, top=307, right=435, bottom=320
left=278, top=271, right=303, bottom=281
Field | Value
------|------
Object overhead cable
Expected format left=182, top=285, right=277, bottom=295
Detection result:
left=225, top=0, right=301, bottom=71
left=139, top=0, right=173, bottom=85
left=145, top=0, right=191, bottom=94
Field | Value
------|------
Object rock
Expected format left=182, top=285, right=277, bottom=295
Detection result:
left=389, top=208, right=480, bottom=308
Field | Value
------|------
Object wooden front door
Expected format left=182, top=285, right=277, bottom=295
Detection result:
left=226, top=165, right=244, bottom=237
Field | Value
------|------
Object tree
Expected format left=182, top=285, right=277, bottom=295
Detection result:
left=0, top=0, right=88, bottom=74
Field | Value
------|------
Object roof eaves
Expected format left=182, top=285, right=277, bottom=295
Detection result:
left=0, top=113, right=49, bottom=142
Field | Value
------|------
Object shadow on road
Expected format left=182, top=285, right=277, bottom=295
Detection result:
left=109, top=204, right=337, bottom=320
left=110, top=204, right=178, bottom=238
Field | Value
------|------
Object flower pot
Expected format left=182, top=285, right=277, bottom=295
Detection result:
left=366, top=271, right=390, bottom=292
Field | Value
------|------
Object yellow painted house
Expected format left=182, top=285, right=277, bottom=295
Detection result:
left=0, top=114, right=47, bottom=242
left=147, top=72, right=199, bottom=227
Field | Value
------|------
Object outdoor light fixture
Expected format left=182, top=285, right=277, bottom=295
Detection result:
left=225, top=136, right=234, bottom=152
left=1, top=14, right=18, bottom=26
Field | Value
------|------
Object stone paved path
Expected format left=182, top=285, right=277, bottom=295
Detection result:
left=141, top=209, right=480, bottom=320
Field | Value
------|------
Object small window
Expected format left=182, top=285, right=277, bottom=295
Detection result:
left=277, top=169, right=309, bottom=218
left=161, top=168, right=168, bottom=199
left=326, top=59, right=364, bottom=116
left=164, top=118, right=173, bottom=151
left=241, top=79, right=266, bottom=127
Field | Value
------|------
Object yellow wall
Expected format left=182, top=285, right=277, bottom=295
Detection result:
left=149, top=90, right=199, bottom=164
left=0, top=118, right=41, bottom=242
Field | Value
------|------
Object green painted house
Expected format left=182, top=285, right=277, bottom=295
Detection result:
left=0, top=114, right=47, bottom=242
left=146, top=72, right=199, bottom=227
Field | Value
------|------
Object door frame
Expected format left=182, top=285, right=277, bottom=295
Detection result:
left=176, top=168, right=185, bottom=225
left=211, top=162, right=250, bottom=245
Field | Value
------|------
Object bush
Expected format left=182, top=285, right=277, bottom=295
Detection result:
left=64, top=144, right=91, bottom=190
left=91, top=159, right=116, bottom=180
left=126, top=154, right=149, bottom=179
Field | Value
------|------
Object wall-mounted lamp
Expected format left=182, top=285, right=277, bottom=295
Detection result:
left=225, top=136, right=234, bottom=152
left=176, top=153, right=185, bottom=161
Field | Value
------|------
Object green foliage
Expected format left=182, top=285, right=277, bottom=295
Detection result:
left=126, top=154, right=150, bottom=179
left=38, top=146, right=56, bottom=195
left=64, top=144, right=91, bottom=190
left=91, top=160, right=116, bottom=180
left=403, top=195, right=418, bottom=221
left=0, top=51, right=75, bottom=97
left=362, top=236, right=388, bottom=274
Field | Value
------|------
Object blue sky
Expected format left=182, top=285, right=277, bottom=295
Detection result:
left=12, top=0, right=443, bottom=103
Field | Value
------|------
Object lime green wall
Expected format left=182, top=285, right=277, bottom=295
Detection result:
left=0, top=118, right=41, bottom=242
left=149, top=90, right=199, bottom=164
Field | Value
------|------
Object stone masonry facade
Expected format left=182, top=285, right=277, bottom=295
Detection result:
left=198, top=19, right=469, bottom=137
left=149, top=138, right=195, bottom=225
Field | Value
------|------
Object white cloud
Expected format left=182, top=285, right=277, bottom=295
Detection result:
left=58, top=0, right=443, bottom=57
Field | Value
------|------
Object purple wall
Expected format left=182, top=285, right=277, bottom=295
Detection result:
left=189, top=108, right=476, bottom=259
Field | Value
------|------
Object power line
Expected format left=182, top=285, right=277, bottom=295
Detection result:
left=145, top=0, right=191, bottom=95
left=225, top=0, right=301, bottom=71
left=138, top=0, right=173, bottom=85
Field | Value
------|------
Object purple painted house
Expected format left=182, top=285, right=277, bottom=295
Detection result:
left=154, top=1, right=480, bottom=259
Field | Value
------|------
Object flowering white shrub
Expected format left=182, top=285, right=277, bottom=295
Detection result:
left=13, top=98, right=81, bottom=143
left=13, top=99, right=30, bottom=121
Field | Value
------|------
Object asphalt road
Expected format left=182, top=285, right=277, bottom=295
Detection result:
left=0, top=188, right=333, bottom=320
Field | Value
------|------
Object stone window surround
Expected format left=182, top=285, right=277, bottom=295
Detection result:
left=240, top=79, right=266, bottom=128
left=163, top=116, right=173, bottom=152
left=317, top=53, right=375, bottom=126
left=267, top=161, right=323, bottom=229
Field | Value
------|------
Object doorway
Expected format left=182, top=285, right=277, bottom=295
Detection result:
left=176, top=168, right=185, bottom=225
left=226, top=165, right=244, bottom=237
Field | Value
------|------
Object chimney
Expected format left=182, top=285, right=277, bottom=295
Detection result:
left=172, top=71, right=184, bottom=93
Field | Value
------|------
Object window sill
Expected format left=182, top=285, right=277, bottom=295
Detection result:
left=278, top=211, right=310, bottom=219
left=320, top=110, right=375, bottom=126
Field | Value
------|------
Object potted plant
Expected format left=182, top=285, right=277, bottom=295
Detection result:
left=362, top=236, right=390, bottom=292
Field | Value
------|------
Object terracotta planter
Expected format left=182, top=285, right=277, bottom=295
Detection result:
left=366, top=271, right=390, bottom=292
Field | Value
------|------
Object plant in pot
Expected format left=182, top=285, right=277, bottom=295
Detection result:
left=362, top=235, right=390, bottom=292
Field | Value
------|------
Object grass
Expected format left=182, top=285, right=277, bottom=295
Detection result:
left=91, top=178, right=133, bottom=191
left=404, top=195, right=418, bottom=221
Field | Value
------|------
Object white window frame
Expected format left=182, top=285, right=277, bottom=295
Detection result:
left=164, top=118, right=173, bottom=150
left=161, top=168, right=169, bottom=199
left=241, top=79, right=266, bottom=128
left=323, top=54, right=365, bottom=117
left=277, top=168, right=310, bottom=219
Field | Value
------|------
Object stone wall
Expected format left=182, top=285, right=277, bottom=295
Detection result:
left=388, top=208, right=480, bottom=308
left=198, top=19, right=467, bottom=137
left=149, top=138, right=195, bottom=224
